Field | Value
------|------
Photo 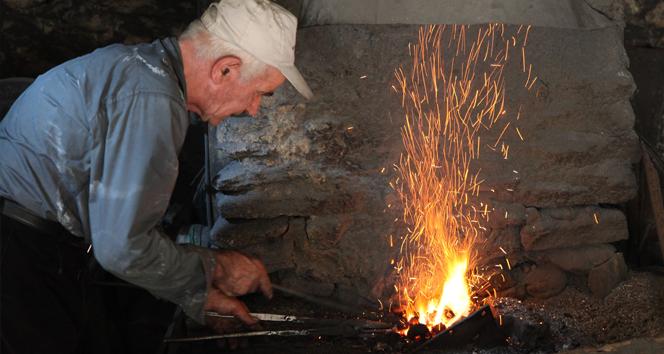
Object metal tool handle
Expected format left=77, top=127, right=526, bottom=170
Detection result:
left=204, top=311, right=306, bottom=322
left=163, top=329, right=311, bottom=343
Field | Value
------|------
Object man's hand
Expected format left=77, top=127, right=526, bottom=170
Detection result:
left=204, top=288, right=259, bottom=349
left=211, top=250, right=273, bottom=298
left=196, top=249, right=272, bottom=349
left=204, top=287, right=258, bottom=325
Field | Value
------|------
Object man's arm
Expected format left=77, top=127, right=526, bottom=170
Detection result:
left=87, top=92, right=272, bottom=325
left=87, top=92, right=211, bottom=321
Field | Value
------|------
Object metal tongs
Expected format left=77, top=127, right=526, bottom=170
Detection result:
left=163, top=312, right=394, bottom=343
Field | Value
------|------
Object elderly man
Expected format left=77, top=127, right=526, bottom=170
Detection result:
left=0, top=0, right=312, bottom=352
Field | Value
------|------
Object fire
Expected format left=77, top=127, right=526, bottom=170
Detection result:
left=391, top=24, right=533, bottom=333
left=408, top=259, right=470, bottom=328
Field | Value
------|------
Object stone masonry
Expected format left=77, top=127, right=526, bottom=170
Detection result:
left=211, top=19, right=639, bottom=304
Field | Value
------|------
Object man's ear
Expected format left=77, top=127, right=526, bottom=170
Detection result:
left=211, top=56, right=242, bottom=84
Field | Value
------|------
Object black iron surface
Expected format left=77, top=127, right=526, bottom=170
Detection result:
left=410, top=305, right=506, bottom=353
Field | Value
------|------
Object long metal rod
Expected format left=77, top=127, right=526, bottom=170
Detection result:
left=163, top=329, right=312, bottom=343
left=204, top=311, right=309, bottom=322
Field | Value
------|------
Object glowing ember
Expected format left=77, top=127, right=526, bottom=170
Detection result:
left=391, top=24, right=534, bottom=332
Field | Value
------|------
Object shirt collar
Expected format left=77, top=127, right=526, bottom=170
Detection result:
left=160, top=37, right=188, bottom=102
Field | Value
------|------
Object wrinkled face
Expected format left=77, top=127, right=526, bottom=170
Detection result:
left=198, top=65, right=285, bottom=126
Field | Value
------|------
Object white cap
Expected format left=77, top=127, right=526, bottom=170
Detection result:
left=200, top=0, right=313, bottom=99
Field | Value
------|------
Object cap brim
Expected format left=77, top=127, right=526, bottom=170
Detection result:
left=278, top=65, right=313, bottom=100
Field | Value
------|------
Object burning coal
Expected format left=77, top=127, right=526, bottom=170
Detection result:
left=391, top=24, right=534, bottom=333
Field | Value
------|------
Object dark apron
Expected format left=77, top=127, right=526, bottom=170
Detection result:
left=0, top=197, right=115, bottom=354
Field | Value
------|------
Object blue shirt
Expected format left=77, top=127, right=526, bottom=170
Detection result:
left=0, top=38, right=208, bottom=322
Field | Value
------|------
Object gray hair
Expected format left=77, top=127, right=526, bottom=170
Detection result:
left=179, top=20, right=268, bottom=81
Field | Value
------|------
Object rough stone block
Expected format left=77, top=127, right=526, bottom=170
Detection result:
left=588, top=252, right=629, bottom=298
left=213, top=105, right=312, bottom=164
left=279, top=272, right=336, bottom=298
left=486, top=201, right=527, bottom=229
left=524, top=263, right=568, bottom=299
left=211, top=216, right=296, bottom=272
left=211, top=216, right=290, bottom=246
left=306, top=214, right=353, bottom=250
left=471, top=25, right=639, bottom=207
left=520, top=206, right=629, bottom=251
left=215, top=177, right=376, bottom=219
left=527, top=244, right=617, bottom=274
left=585, top=0, right=625, bottom=22
left=477, top=226, right=523, bottom=265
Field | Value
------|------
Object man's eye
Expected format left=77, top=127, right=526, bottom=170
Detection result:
left=262, top=92, right=274, bottom=97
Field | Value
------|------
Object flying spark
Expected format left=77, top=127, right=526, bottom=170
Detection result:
left=392, top=24, right=535, bottom=330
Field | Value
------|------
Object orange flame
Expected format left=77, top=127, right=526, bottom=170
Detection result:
left=392, top=24, right=533, bottom=331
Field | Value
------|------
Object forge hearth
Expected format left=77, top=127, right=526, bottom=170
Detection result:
left=161, top=270, right=663, bottom=354
left=408, top=305, right=506, bottom=352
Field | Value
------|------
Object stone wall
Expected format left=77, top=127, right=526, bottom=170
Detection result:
left=211, top=21, right=640, bottom=303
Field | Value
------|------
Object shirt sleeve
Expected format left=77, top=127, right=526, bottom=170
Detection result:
left=88, top=92, right=209, bottom=323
